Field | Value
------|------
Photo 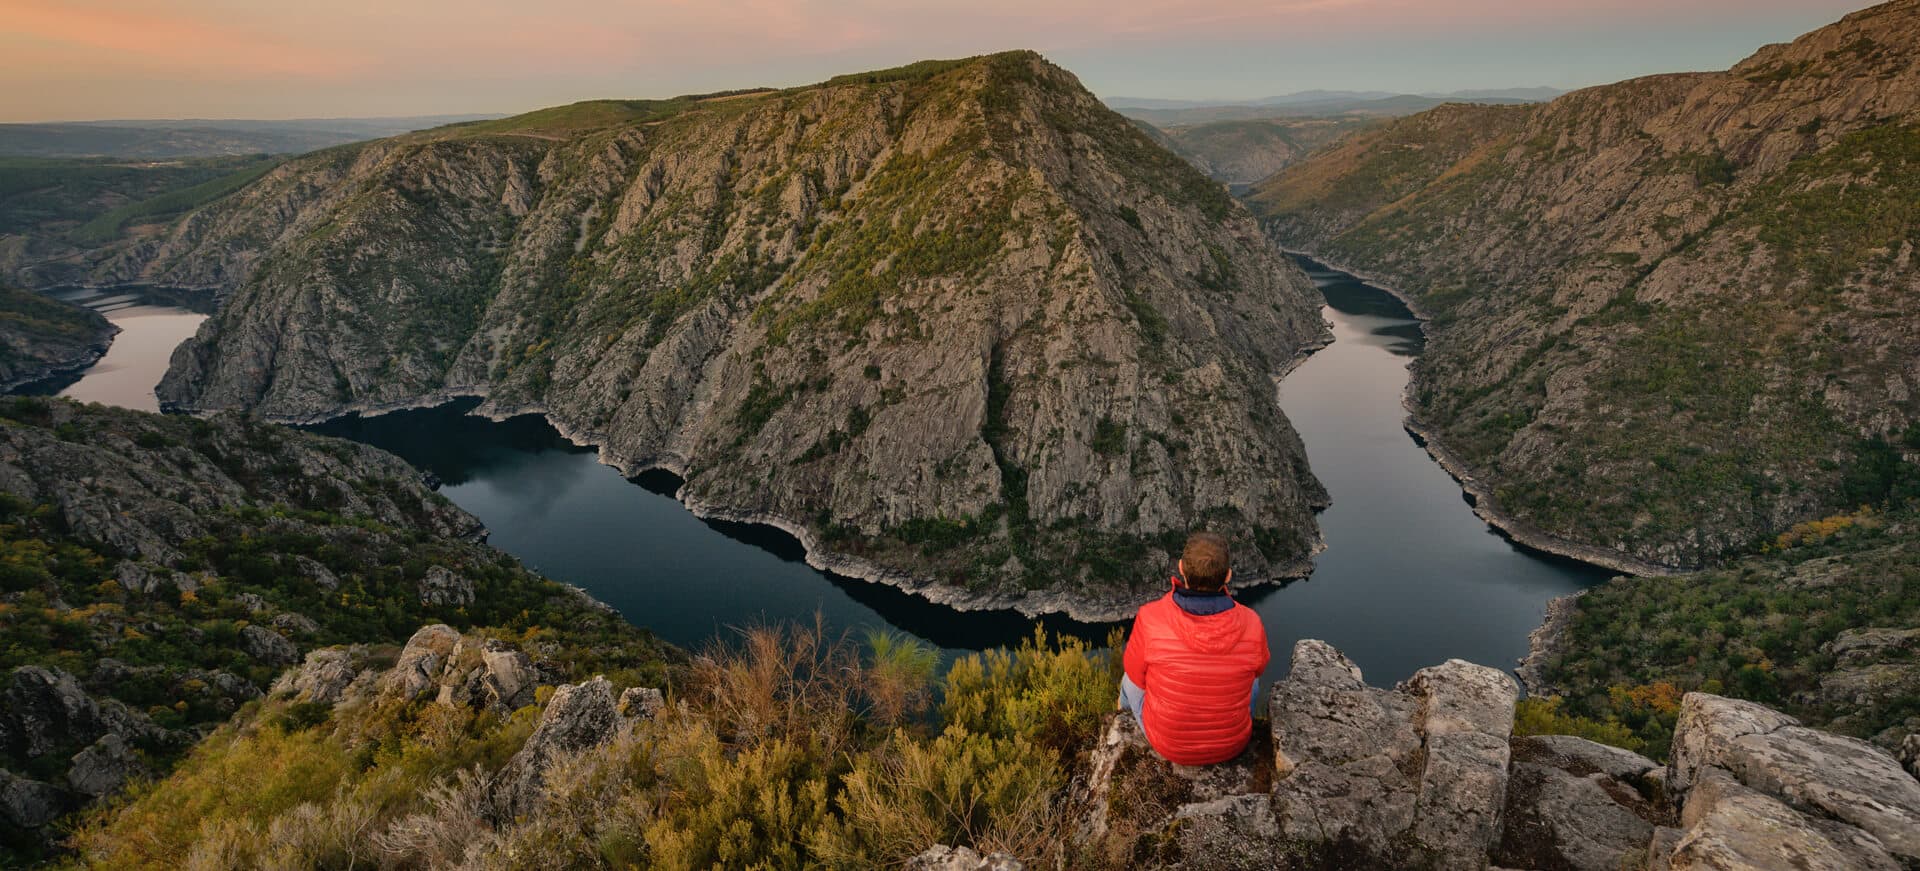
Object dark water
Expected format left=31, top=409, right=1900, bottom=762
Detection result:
left=31, top=265, right=1606, bottom=683
left=307, top=405, right=1111, bottom=658
left=1260, top=258, right=1609, bottom=682
left=16, top=287, right=210, bottom=411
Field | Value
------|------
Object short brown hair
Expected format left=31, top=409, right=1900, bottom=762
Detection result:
left=1181, top=532, right=1231, bottom=591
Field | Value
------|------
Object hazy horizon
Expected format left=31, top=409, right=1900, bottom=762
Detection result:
left=0, top=0, right=1881, bottom=124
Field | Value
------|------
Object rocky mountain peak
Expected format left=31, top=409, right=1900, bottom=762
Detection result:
left=105, top=52, right=1328, bottom=620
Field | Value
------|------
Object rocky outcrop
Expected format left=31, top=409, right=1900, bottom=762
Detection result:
left=418, top=565, right=475, bottom=607
left=380, top=624, right=466, bottom=702
left=127, top=52, right=1330, bottom=621
left=0, top=286, right=116, bottom=392
left=65, top=734, right=143, bottom=799
left=1497, top=735, right=1664, bottom=871
left=909, top=845, right=1025, bottom=871
left=1252, top=0, right=1920, bottom=570
left=1667, top=693, right=1920, bottom=865
left=490, top=677, right=622, bottom=821
left=271, top=647, right=373, bottom=705
left=1077, top=640, right=1920, bottom=870
left=0, top=770, right=67, bottom=831
left=239, top=624, right=299, bottom=667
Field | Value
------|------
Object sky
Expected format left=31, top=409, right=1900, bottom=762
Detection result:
left=0, top=0, right=1883, bottom=123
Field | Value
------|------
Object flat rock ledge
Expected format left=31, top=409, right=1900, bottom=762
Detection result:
left=1071, top=639, right=1920, bottom=871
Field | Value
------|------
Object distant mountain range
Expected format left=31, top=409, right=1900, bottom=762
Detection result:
left=1108, top=88, right=1564, bottom=126
left=0, top=115, right=503, bottom=159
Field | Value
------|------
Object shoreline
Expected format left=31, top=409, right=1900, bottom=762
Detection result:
left=1278, top=246, right=1677, bottom=580
left=1, top=325, right=122, bottom=394
left=188, top=377, right=1322, bottom=625
left=1515, top=591, right=1585, bottom=697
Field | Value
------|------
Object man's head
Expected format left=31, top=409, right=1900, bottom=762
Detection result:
left=1177, top=531, right=1232, bottom=593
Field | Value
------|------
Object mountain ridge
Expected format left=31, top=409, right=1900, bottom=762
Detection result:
left=88, top=51, right=1331, bottom=621
left=1251, top=0, right=1920, bottom=571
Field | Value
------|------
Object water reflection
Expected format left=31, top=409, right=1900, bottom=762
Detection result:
left=307, top=401, right=1118, bottom=657
left=17, top=287, right=211, bottom=412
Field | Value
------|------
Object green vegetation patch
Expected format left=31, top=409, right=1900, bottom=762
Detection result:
left=1540, top=508, right=1920, bottom=758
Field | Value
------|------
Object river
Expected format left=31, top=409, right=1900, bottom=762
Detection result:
left=17, top=267, right=1607, bottom=684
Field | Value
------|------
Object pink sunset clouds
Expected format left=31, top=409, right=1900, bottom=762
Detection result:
left=0, top=0, right=1881, bottom=122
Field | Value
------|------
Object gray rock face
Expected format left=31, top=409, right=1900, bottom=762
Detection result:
left=907, top=845, right=1024, bottom=871
left=418, top=565, right=474, bottom=607
left=113, top=560, right=159, bottom=594
left=491, top=677, right=622, bottom=821
left=381, top=624, right=463, bottom=702
left=240, top=625, right=299, bottom=667
left=272, top=647, right=369, bottom=705
left=1677, top=694, right=1920, bottom=863
left=271, top=612, right=320, bottom=636
left=1668, top=768, right=1900, bottom=871
left=0, top=769, right=68, bottom=830
left=617, top=686, right=665, bottom=721
left=291, top=555, right=340, bottom=591
left=1267, top=642, right=1520, bottom=867
left=66, top=733, right=142, bottom=798
left=1400, top=659, right=1519, bottom=869
left=1497, top=737, right=1667, bottom=871
left=1268, top=640, right=1423, bottom=850
left=1, top=665, right=103, bottom=759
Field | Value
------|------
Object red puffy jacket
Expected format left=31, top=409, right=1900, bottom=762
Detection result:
left=1122, top=581, right=1270, bottom=765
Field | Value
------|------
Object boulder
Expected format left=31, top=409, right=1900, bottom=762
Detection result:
left=907, top=845, right=1024, bottom=871
left=1668, top=693, right=1920, bottom=862
left=1900, top=733, right=1918, bottom=781
left=1400, top=660, right=1519, bottom=869
left=618, top=686, right=665, bottom=721
left=271, top=612, right=320, bottom=636
left=0, top=769, right=68, bottom=830
left=272, top=647, right=366, bottom=705
left=382, top=624, right=462, bottom=701
left=240, top=625, right=299, bottom=667
left=491, top=677, right=622, bottom=821
left=1268, top=640, right=1423, bottom=854
left=66, top=733, right=142, bottom=798
left=290, top=555, right=339, bottom=591
left=113, top=560, right=159, bottom=594
left=1665, top=768, right=1899, bottom=871
left=418, top=565, right=474, bottom=607
left=436, top=637, right=540, bottom=712
left=1495, top=755, right=1662, bottom=871
left=1825, top=627, right=1920, bottom=667
left=1, top=665, right=103, bottom=759
left=232, top=592, right=269, bottom=613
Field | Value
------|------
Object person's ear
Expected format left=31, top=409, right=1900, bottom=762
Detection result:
left=1176, top=559, right=1187, bottom=583
left=1224, top=568, right=1234, bottom=590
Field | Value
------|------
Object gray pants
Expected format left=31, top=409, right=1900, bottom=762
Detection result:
left=1120, top=673, right=1259, bottom=720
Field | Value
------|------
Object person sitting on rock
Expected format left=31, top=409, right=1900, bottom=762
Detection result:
left=1119, top=531, right=1269, bottom=765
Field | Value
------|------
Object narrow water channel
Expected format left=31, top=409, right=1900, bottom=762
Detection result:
left=20, top=267, right=1607, bottom=684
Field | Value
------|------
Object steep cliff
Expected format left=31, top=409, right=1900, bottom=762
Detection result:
left=1251, top=0, right=1920, bottom=570
left=0, top=287, right=116, bottom=391
left=119, top=53, right=1329, bottom=620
